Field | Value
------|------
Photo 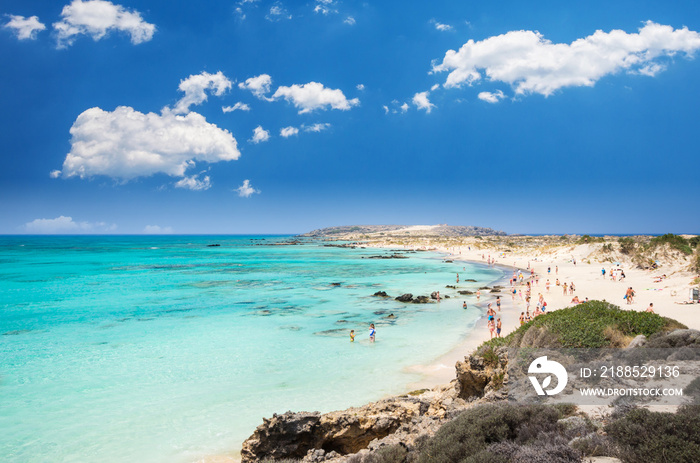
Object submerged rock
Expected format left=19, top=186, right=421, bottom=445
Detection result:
left=395, top=293, right=413, bottom=302
left=373, top=291, right=389, bottom=297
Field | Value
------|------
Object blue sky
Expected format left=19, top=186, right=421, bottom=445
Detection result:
left=2, top=0, right=699, bottom=234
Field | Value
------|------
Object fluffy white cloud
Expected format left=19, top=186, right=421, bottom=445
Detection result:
left=432, top=21, right=700, bottom=96
left=222, top=102, right=251, bottom=112
left=239, top=74, right=273, bottom=98
left=412, top=91, right=435, bottom=113
left=356, top=84, right=365, bottom=91
left=53, top=0, right=155, bottom=48
left=236, top=179, right=259, bottom=197
left=3, top=15, right=46, bottom=40
left=24, top=216, right=116, bottom=234
left=143, top=225, right=173, bottom=234
left=400, top=103, right=409, bottom=113
left=344, top=16, right=356, bottom=26
left=303, top=122, right=331, bottom=132
left=53, top=106, right=240, bottom=181
left=172, top=71, right=232, bottom=114
left=250, top=125, right=270, bottom=143
left=266, top=2, right=292, bottom=21
left=478, top=90, right=506, bottom=103
left=431, top=20, right=453, bottom=32
left=314, top=0, right=337, bottom=15
left=280, top=126, right=299, bottom=137
left=272, top=82, right=359, bottom=114
left=174, top=174, right=211, bottom=190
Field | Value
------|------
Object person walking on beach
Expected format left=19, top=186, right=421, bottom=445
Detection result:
left=602, top=268, right=606, bottom=278
left=369, top=324, right=376, bottom=342
left=488, top=318, right=495, bottom=339
left=546, top=280, right=551, bottom=292
left=350, top=330, right=355, bottom=342
left=496, top=296, right=501, bottom=312
left=496, top=318, right=502, bottom=338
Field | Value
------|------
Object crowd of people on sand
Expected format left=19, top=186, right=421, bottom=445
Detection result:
left=350, top=251, right=673, bottom=344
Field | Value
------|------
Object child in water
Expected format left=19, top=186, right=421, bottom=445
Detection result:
left=369, top=324, right=376, bottom=342
left=350, top=330, right=355, bottom=342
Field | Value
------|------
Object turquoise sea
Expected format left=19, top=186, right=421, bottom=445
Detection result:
left=0, top=236, right=505, bottom=462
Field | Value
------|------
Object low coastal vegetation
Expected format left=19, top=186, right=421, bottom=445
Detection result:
left=480, top=301, right=685, bottom=350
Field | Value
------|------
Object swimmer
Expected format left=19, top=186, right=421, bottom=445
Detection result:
left=369, top=324, right=376, bottom=342
left=350, top=330, right=355, bottom=342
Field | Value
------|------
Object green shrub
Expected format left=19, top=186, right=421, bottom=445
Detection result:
left=618, top=237, right=636, bottom=255
left=362, top=444, right=409, bottom=463
left=480, top=301, right=677, bottom=349
left=605, top=405, right=700, bottom=463
left=650, top=233, right=693, bottom=255
left=418, top=403, right=564, bottom=463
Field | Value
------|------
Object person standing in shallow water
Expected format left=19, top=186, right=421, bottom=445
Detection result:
left=369, top=324, right=376, bottom=342
left=350, top=330, right=355, bottom=342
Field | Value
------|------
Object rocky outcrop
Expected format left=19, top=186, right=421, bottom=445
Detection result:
left=395, top=293, right=413, bottom=302
left=372, top=291, right=389, bottom=297
left=455, top=349, right=509, bottom=400
left=413, top=296, right=430, bottom=304
left=240, top=390, right=468, bottom=462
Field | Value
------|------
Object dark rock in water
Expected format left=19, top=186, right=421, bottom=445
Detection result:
left=479, top=286, right=491, bottom=290
left=444, top=260, right=453, bottom=263
left=386, top=314, right=396, bottom=319
left=458, top=290, right=474, bottom=295
left=465, top=279, right=477, bottom=282
left=207, top=244, right=221, bottom=247
left=492, top=285, right=504, bottom=289
left=373, top=291, right=389, bottom=297
left=444, top=295, right=450, bottom=299
left=395, top=293, right=413, bottom=302
left=446, top=285, right=456, bottom=289
left=413, top=296, right=430, bottom=304
left=335, top=320, right=349, bottom=324
left=489, top=289, right=501, bottom=293
left=314, top=329, right=349, bottom=337
left=367, top=254, right=408, bottom=259
left=330, top=282, right=342, bottom=287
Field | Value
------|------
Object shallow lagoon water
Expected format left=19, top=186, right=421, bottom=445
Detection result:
left=0, top=236, right=504, bottom=462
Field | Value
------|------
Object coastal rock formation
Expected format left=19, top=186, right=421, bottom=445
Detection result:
left=372, top=291, right=389, bottom=297
left=455, top=349, right=509, bottom=400
left=395, top=294, right=413, bottom=302
left=413, top=296, right=430, bottom=304
left=240, top=395, right=449, bottom=462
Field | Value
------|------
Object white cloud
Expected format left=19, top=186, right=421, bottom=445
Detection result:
left=344, top=16, right=356, bottom=25
left=272, top=82, right=359, bottom=114
left=24, top=216, right=116, bottom=234
left=413, top=91, right=435, bottom=113
left=143, top=225, right=173, bottom=234
left=431, top=20, right=453, bottom=32
left=235, top=179, right=260, bottom=197
left=432, top=21, right=700, bottom=97
left=174, top=174, right=211, bottom=191
left=266, top=2, right=292, bottom=21
left=53, top=106, right=240, bottom=181
left=3, top=15, right=46, bottom=40
left=478, top=90, right=506, bottom=103
left=314, top=0, right=337, bottom=15
left=250, top=125, right=270, bottom=143
left=430, top=84, right=440, bottom=91
left=238, top=74, right=273, bottom=98
left=173, top=71, right=232, bottom=114
left=53, top=0, right=155, bottom=48
left=356, top=84, right=365, bottom=91
left=400, top=103, right=409, bottom=113
left=303, top=123, right=331, bottom=132
left=382, top=105, right=389, bottom=114
left=280, top=126, right=299, bottom=137
left=222, top=102, right=251, bottom=112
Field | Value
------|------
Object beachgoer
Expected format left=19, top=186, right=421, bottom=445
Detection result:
left=546, top=280, right=550, bottom=292
left=496, top=318, right=502, bottom=338
left=476, top=290, right=481, bottom=300
left=519, top=312, right=525, bottom=325
left=556, top=279, right=560, bottom=286
left=369, top=324, right=376, bottom=342
left=350, top=330, right=355, bottom=342
left=488, top=318, right=495, bottom=339
left=456, top=273, right=459, bottom=283
left=556, top=266, right=558, bottom=274
left=496, top=296, right=501, bottom=311
left=463, top=301, right=467, bottom=309
left=602, top=268, right=606, bottom=277
left=548, top=266, right=551, bottom=274
left=646, top=303, right=654, bottom=313
left=563, top=282, right=568, bottom=295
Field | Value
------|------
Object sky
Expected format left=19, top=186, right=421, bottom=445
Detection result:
left=1, top=0, right=699, bottom=235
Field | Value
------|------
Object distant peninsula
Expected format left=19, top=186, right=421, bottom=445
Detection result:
left=299, top=224, right=507, bottom=238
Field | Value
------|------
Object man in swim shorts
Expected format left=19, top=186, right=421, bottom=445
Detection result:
left=369, top=324, right=375, bottom=342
